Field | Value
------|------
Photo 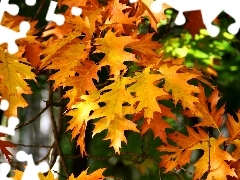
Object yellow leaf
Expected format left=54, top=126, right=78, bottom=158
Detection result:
left=88, top=76, right=135, bottom=123
left=128, top=66, right=170, bottom=119
left=94, top=30, right=138, bottom=77
left=0, top=48, right=36, bottom=117
left=159, top=63, right=201, bottom=112
left=66, top=91, right=100, bottom=155
left=39, top=171, right=57, bottom=180
left=12, top=169, right=23, bottom=180
left=93, top=115, right=139, bottom=154
left=46, top=39, right=88, bottom=90
left=40, top=31, right=83, bottom=69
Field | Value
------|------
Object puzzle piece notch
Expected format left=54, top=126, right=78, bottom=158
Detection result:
left=0, top=99, right=9, bottom=111
left=0, top=116, right=19, bottom=136
left=0, top=99, right=19, bottom=136
left=0, top=21, right=30, bottom=54
left=129, top=0, right=138, bottom=3
left=0, top=163, right=13, bottom=180
left=0, top=0, right=19, bottom=22
left=46, top=0, right=65, bottom=26
left=71, top=6, right=82, bottom=16
left=25, top=0, right=36, bottom=6
left=16, top=151, right=49, bottom=180
left=0, top=0, right=31, bottom=54
left=150, top=0, right=240, bottom=37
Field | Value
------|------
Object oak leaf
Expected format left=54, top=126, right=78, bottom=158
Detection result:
left=40, top=31, right=84, bottom=70
left=39, top=171, right=57, bottom=180
left=138, top=105, right=176, bottom=143
left=66, top=91, right=100, bottom=155
left=94, top=30, right=138, bottom=77
left=0, top=48, right=36, bottom=116
left=93, top=115, right=139, bottom=153
left=159, top=63, right=202, bottom=112
left=68, top=168, right=106, bottom=180
left=185, top=84, right=225, bottom=130
left=82, top=6, right=103, bottom=35
left=158, top=126, right=208, bottom=171
left=226, top=112, right=240, bottom=140
left=104, top=0, right=138, bottom=25
left=126, top=33, right=162, bottom=57
left=88, top=76, right=135, bottom=123
left=0, top=133, right=16, bottom=162
left=46, top=39, right=88, bottom=90
left=135, top=0, right=169, bottom=31
left=63, top=60, right=99, bottom=108
left=128, top=66, right=170, bottom=119
left=190, top=136, right=237, bottom=180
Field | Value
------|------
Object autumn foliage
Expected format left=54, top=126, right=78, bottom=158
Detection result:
left=0, top=0, right=240, bottom=179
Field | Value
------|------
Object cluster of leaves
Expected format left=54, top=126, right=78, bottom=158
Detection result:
left=1, top=0, right=240, bottom=179
left=12, top=167, right=106, bottom=179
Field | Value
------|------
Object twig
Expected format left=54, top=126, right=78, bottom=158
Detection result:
left=52, top=170, right=68, bottom=179
left=49, top=87, right=64, bottom=170
left=35, top=143, right=54, bottom=164
left=15, top=104, right=50, bottom=130
left=48, top=73, right=69, bottom=177
left=13, top=143, right=52, bottom=148
left=33, top=0, right=46, bottom=21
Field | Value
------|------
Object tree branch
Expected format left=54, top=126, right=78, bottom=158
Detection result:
left=48, top=74, right=69, bottom=177
left=15, top=104, right=50, bottom=130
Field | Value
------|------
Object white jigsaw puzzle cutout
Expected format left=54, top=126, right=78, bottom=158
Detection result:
left=0, top=163, right=13, bottom=180
left=130, top=0, right=240, bottom=37
left=0, top=99, right=49, bottom=180
left=0, top=0, right=82, bottom=54
left=16, top=151, right=49, bottom=180
left=46, top=1, right=65, bottom=26
left=0, top=99, right=19, bottom=136
left=0, top=0, right=36, bottom=54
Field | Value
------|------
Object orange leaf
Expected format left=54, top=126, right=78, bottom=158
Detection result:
left=140, top=105, right=176, bottom=143
left=46, top=39, right=88, bottom=90
left=159, top=63, right=201, bottom=112
left=88, top=76, right=135, bottom=123
left=126, top=33, right=162, bottom=56
left=104, top=0, right=138, bottom=25
left=185, top=84, right=225, bottom=130
left=94, top=30, right=138, bottom=77
left=11, top=169, right=23, bottom=180
left=68, top=168, right=106, bottom=180
left=64, top=60, right=99, bottom=108
left=158, top=126, right=208, bottom=172
left=191, top=136, right=237, bottom=180
left=226, top=112, right=240, bottom=140
left=24, top=43, right=42, bottom=68
left=135, top=0, right=169, bottom=31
